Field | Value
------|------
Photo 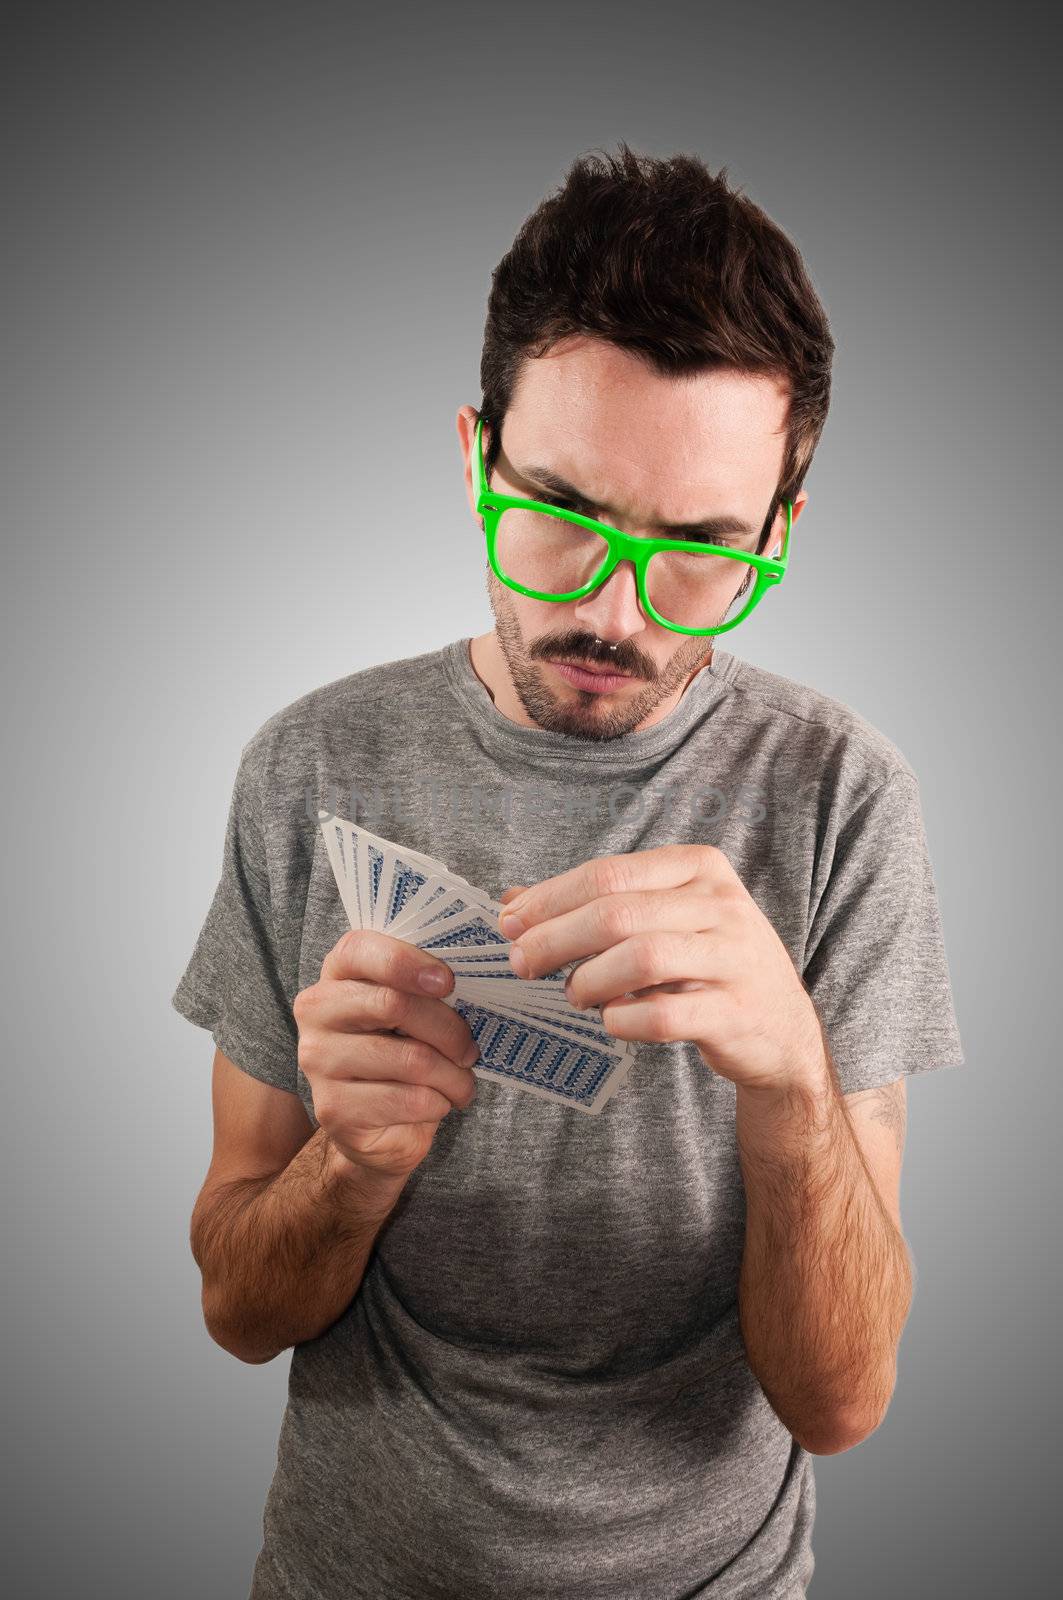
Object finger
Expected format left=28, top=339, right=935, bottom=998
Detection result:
left=306, top=1028, right=478, bottom=1112
left=498, top=844, right=717, bottom=935
left=298, top=975, right=478, bottom=1068
left=322, top=927, right=456, bottom=998
left=563, top=929, right=727, bottom=1010
left=630, top=978, right=710, bottom=996
left=323, top=1074, right=464, bottom=1129
left=513, top=886, right=720, bottom=980
left=598, top=985, right=718, bottom=1044
left=498, top=884, right=530, bottom=904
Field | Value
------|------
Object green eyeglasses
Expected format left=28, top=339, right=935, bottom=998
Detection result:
left=473, top=415, right=792, bottom=637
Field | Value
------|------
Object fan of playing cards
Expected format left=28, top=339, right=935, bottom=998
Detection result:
left=318, top=813, right=638, bottom=1115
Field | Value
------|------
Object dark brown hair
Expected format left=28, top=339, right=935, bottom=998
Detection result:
left=479, top=143, right=834, bottom=544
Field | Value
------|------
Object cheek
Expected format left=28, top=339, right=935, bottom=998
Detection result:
left=489, top=574, right=530, bottom=629
left=525, top=595, right=585, bottom=642
left=492, top=581, right=569, bottom=654
left=665, top=633, right=712, bottom=673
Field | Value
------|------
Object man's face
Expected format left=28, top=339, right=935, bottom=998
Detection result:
left=459, top=335, right=805, bottom=741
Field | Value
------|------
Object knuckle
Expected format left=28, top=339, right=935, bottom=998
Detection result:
left=399, top=1080, right=443, bottom=1121
left=697, top=842, right=725, bottom=877
left=651, top=994, right=683, bottom=1037
left=445, top=1012, right=473, bottom=1049
left=600, top=895, right=636, bottom=941
left=297, top=1033, right=325, bottom=1078
left=398, top=1037, right=435, bottom=1079
left=631, top=931, right=661, bottom=980
left=383, top=940, right=415, bottom=982
left=373, top=984, right=408, bottom=1025
left=593, top=856, right=630, bottom=898
left=292, top=984, right=320, bottom=1024
left=311, top=1086, right=336, bottom=1127
left=695, top=891, right=718, bottom=927
left=338, top=928, right=368, bottom=968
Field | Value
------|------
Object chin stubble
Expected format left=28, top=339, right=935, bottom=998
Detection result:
left=488, top=581, right=713, bottom=741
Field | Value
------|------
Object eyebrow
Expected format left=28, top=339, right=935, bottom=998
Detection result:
left=515, top=462, right=758, bottom=539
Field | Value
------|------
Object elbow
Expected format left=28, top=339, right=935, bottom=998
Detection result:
left=794, top=1396, right=892, bottom=1456
left=797, top=1350, right=900, bottom=1455
left=236, top=1346, right=283, bottom=1366
left=206, top=1320, right=285, bottom=1365
left=796, top=1419, right=875, bottom=1456
left=202, top=1288, right=285, bottom=1365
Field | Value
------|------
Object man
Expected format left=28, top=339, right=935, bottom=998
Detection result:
left=173, top=144, right=964, bottom=1599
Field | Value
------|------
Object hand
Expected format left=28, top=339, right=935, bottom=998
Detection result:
left=294, top=930, right=480, bottom=1183
left=498, top=846, right=828, bottom=1096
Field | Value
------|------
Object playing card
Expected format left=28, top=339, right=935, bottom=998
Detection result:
left=316, top=814, right=638, bottom=1114
left=384, top=875, right=462, bottom=938
left=440, top=945, right=575, bottom=983
left=447, top=981, right=585, bottom=1024
left=448, top=984, right=609, bottom=1038
left=444, top=996, right=636, bottom=1115
left=370, top=843, right=423, bottom=931
left=389, top=881, right=496, bottom=942
left=323, top=816, right=454, bottom=932
left=318, top=812, right=363, bottom=931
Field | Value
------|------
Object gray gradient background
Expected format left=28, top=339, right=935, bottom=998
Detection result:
left=4, top=2, right=1059, bottom=1596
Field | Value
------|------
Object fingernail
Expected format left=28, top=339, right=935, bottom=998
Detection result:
left=499, top=908, right=525, bottom=936
left=417, top=967, right=448, bottom=993
left=509, top=944, right=529, bottom=978
left=462, top=1043, right=481, bottom=1067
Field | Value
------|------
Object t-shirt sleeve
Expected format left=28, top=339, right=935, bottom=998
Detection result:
left=801, top=768, right=965, bottom=1096
left=171, top=742, right=301, bottom=1095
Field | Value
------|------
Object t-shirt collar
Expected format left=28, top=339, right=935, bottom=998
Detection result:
left=438, top=636, right=738, bottom=777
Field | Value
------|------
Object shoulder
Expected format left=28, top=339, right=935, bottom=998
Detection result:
left=715, top=652, right=919, bottom=807
left=235, top=644, right=452, bottom=792
left=253, top=643, right=451, bottom=745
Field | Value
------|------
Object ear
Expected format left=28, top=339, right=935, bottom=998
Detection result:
left=770, top=488, right=810, bottom=557
left=456, top=405, right=482, bottom=518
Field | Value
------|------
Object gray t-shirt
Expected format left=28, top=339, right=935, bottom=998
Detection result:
left=172, top=636, right=965, bottom=1600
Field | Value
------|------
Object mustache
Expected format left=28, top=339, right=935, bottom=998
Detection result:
left=530, top=634, right=655, bottom=677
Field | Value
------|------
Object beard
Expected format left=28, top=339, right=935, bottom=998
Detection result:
left=486, top=570, right=718, bottom=742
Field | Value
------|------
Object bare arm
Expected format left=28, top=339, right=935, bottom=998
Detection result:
left=191, top=1127, right=407, bottom=1363
left=189, top=932, right=478, bottom=1365
left=736, top=1042, right=913, bottom=1455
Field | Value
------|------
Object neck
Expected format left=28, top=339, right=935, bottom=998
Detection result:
left=467, top=631, right=714, bottom=730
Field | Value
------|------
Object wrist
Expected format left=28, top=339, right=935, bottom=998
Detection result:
left=323, top=1137, right=408, bottom=1210
left=735, top=1037, right=837, bottom=1138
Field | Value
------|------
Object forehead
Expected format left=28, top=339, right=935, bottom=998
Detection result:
left=504, top=335, right=789, bottom=510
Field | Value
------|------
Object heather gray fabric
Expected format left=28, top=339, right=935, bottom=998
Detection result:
left=172, top=636, right=965, bottom=1600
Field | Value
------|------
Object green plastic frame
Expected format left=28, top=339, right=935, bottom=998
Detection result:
left=474, top=415, right=792, bottom=636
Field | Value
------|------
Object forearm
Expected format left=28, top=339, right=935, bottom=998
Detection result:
left=736, top=1039, right=912, bottom=1454
left=190, top=1127, right=407, bottom=1363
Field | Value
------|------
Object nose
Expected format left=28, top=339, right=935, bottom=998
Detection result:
left=572, top=558, right=646, bottom=643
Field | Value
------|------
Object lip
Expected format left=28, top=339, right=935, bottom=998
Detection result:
left=548, top=658, right=637, bottom=694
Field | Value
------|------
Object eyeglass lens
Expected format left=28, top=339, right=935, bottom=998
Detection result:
left=494, top=505, right=760, bottom=630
